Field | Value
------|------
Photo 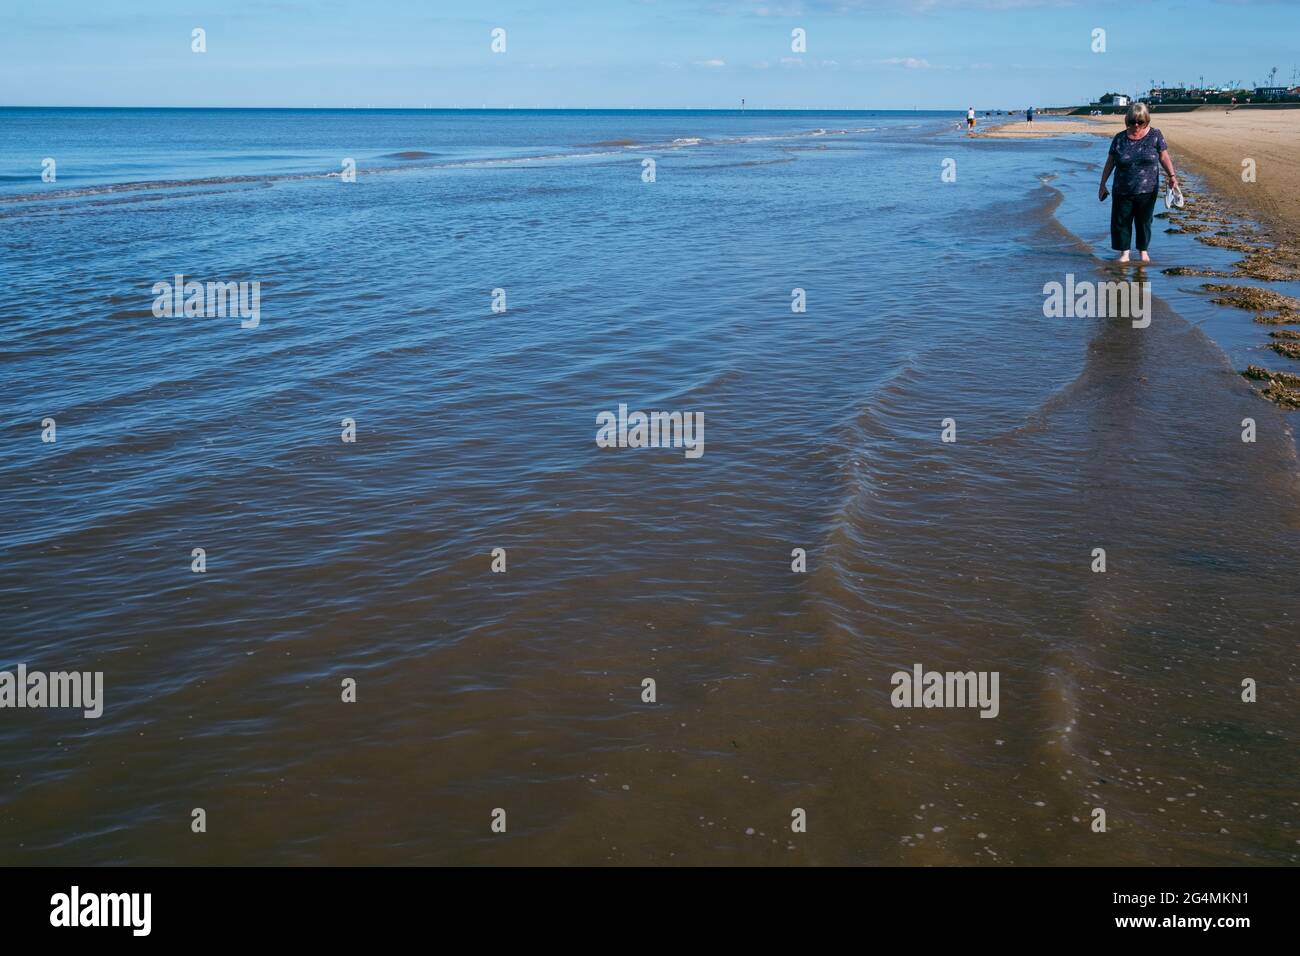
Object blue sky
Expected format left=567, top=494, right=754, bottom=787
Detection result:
left=2, top=0, right=1297, bottom=109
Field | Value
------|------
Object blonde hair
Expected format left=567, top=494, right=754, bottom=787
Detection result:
left=1125, top=102, right=1151, bottom=126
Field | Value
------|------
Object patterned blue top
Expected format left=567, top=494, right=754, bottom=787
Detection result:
left=1108, top=127, right=1167, bottom=196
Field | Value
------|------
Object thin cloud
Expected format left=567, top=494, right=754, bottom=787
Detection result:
left=717, top=0, right=1083, bottom=14
left=879, top=56, right=932, bottom=68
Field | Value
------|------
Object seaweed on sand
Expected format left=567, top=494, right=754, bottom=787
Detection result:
left=1162, top=266, right=1235, bottom=277
left=1196, top=233, right=1264, bottom=253
left=1202, top=284, right=1300, bottom=322
left=1243, top=365, right=1300, bottom=408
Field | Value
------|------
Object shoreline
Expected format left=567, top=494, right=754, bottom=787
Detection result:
left=978, top=111, right=1300, bottom=244
left=978, top=111, right=1300, bottom=408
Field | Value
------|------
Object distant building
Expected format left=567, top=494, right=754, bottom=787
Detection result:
left=1142, top=85, right=1286, bottom=105
left=1133, top=83, right=1297, bottom=107
left=1098, top=92, right=1130, bottom=106
left=1146, top=87, right=1187, bottom=104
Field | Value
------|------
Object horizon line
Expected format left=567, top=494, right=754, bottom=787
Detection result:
left=0, top=104, right=1020, bottom=113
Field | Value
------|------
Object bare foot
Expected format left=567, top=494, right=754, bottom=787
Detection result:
left=1140, top=251, right=1151, bottom=263
left=1118, top=252, right=1131, bottom=263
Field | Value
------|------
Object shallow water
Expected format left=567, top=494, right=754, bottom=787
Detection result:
left=1, top=109, right=1297, bottom=864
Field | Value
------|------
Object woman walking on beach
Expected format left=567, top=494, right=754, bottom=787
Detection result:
left=1098, top=102, right=1180, bottom=263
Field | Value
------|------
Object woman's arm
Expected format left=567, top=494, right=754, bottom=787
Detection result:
left=1099, top=155, right=1115, bottom=200
left=1159, top=149, right=1179, bottom=189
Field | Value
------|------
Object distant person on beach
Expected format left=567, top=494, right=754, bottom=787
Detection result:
left=967, top=106, right=976, bottom=131
left=1026, top=107, right=1034, bottom=123
left=1098, top=102, right=1180, bottom=264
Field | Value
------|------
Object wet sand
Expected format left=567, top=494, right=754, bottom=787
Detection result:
left=978, top=116, right=1114, bottom=140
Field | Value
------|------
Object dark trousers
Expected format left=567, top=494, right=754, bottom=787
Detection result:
left=1110, top=190, right=1158, bottom=251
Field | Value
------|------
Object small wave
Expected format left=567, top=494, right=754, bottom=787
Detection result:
left=0, top=171, right=324, bottom=205
left=696, top=157, right=797, bottom=169
left=0, top=147, right=635, bottom=206
left=717, top=128, right=867, bottom=147
left=0, top=126, right=879, bottom=209
left=622, top=136, right=712, bottom=151
left=439, top=149, right=621, bottom=169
